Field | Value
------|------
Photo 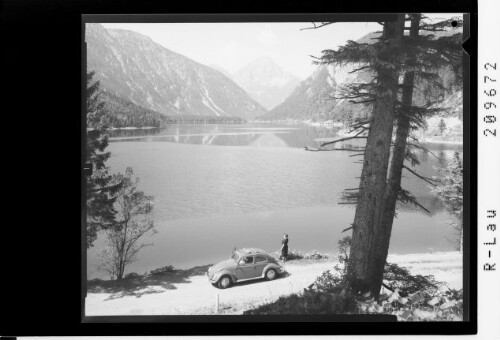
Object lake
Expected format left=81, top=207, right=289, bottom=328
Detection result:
left=87, top=123, right=463, bottom=279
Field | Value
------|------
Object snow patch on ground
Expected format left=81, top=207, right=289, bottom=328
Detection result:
left=201, top=96, right=220, bottom=116
left=200, top=88, right=227, bottom=117
left=204, top=88, right=226, bottom=115
left=388, top=251, right=463, bottom=290
left=173, top=98, right=181, bottom=110
left=111, top=46, right=126, bottom=73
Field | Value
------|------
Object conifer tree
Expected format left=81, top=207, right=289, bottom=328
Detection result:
left=86, top=71, right=122, bottom=247
left=439, top=118, right=447, bottom=134
left=307, top=14, right=463, bottom=296
left=432, top=152, right=464, bottom=251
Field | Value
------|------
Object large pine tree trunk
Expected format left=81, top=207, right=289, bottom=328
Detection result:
left=347, top=14, right=405, bottom=297
left=371, top=14, right=422, bottom=295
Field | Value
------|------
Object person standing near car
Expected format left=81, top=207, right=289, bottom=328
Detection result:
left=280, top=234, right=289, bottom=261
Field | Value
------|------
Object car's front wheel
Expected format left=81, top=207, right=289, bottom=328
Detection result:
left=265, top=269, right=277, bottom=281
left=218, top=275, right=232, bottom=289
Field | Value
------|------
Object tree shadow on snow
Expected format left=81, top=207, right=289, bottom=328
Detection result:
left=87, top=264, right=212, bottom=300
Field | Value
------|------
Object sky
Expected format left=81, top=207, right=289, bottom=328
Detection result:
left=102, top=14, right=461, bottom=80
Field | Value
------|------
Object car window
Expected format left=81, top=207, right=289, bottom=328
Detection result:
left=255, top=256, right=267, bottom=263
left=239, top=256, right=253, bottom=265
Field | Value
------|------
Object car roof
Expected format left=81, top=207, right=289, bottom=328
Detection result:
left=236, top=248, right=268, bottom=256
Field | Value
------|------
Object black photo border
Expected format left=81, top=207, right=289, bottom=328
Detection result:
left=81, top=12, right=476, bottom=334
left=0, top=0, right=477, bottom=336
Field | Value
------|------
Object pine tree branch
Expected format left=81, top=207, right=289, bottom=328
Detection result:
left=406, top=142, right=442, bottom=160
left=342, top=226, right=353, bottom=233
left=300, top=22, right=335, bottom=31
left=349, top=119, right=372, bottom=133
left=305, top=146, right=364, bottom=152
left=397, top=188, right=431, bottom=214
left=319, top=129, right=368, bottom=148
left=349, top=99, right=375, bottom=104
left=348, top=65, right=372, bottom=74
left=382, top=282, right=395, bottom=292
left=328, top=92, right=373, bottom=100
left=402, top=165, right=438, bottom=186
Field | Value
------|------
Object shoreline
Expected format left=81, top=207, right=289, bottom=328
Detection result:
left=87, top=249, right=460, bottom=283
left=88, top=250, right=462, bottom=286
left=106, top=122, right=463, bottom=146
left=421, top=138, right=463, bottom=145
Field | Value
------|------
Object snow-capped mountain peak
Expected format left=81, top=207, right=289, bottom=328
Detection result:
left=232, top=57, right=301, bottom=110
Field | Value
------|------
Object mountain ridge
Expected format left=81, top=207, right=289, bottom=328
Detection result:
left=259, top=29, right=463, bottom=122
left=86, top=23, right=267, bottom=120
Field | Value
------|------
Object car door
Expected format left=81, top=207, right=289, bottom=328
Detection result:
left=236, top=256, right=255, bottom=280
left=253, top=255, right=268, bottom=278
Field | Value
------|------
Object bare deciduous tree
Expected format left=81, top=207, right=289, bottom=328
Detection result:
left=98, top=167, right=156, bottom=280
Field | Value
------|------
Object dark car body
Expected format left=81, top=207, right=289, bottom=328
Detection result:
left=207, top=248, right=284, bottom=288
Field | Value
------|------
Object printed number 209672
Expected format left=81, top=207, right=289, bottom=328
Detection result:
left=483, top=63, right=497, bottom=137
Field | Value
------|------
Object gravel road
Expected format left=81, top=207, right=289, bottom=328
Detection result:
left=85, top=252, right=462, bottom=316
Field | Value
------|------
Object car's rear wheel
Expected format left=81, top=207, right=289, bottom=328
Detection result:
left=265, top=269, right=277, bottom=281
left=218, top=275, right=232, bottom=289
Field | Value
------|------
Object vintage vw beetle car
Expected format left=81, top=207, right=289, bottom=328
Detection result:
left=207, top=248, right=284, bottom=289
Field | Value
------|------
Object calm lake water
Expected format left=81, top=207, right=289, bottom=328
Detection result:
left=87, top=123, right=463, bottom=279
